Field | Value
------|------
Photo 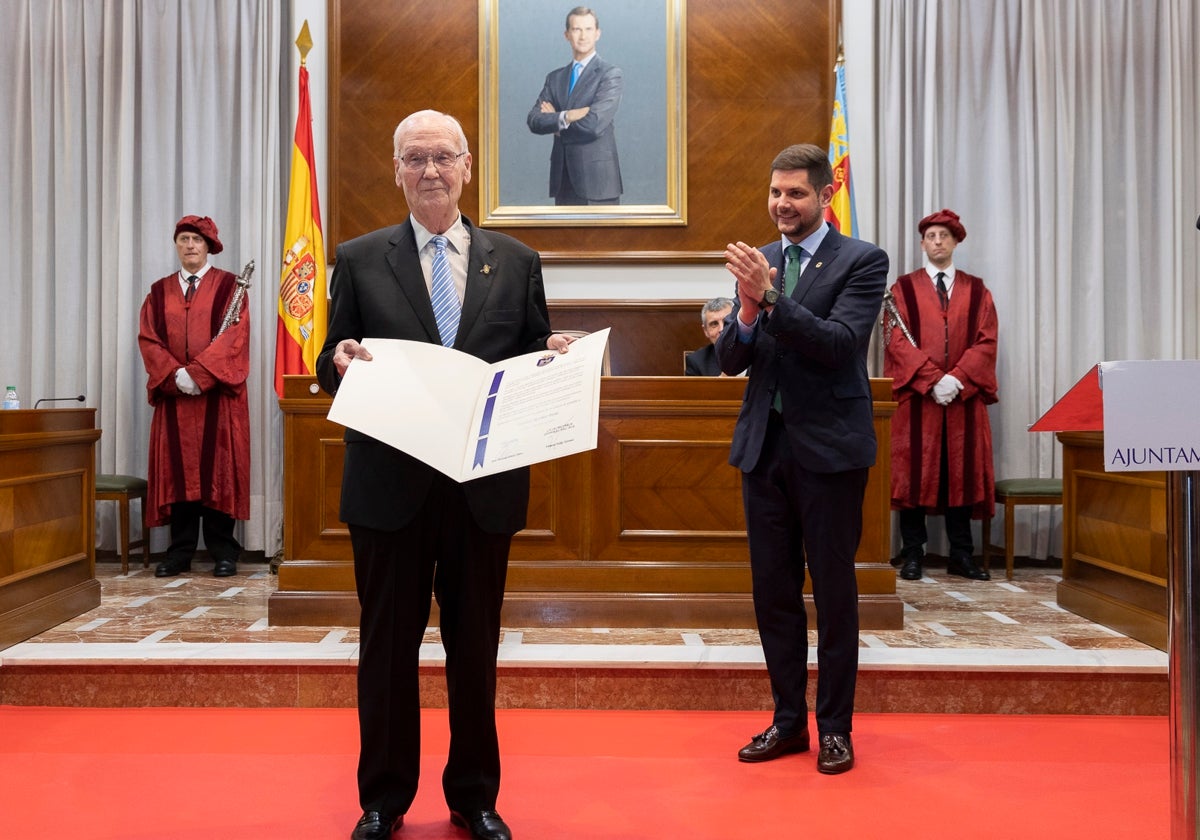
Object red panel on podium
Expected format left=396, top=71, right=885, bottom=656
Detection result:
left=1029, top=365, right=1103, bottom=432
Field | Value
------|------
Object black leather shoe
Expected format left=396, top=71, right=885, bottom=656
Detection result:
left=899, top=555, right=924, bottom=580
left=213, top=557, right=238, bottom=577
left=947, top=554, right=990, bottom=580
left=817, top=733, right=854, bottom=774
left=350, top=810, right=402, bottom=840
left=450, top=808, right=511, bottom=840
left=737, top=724, right=810, bottom=762
left=154, top=557, right=191, bottom=577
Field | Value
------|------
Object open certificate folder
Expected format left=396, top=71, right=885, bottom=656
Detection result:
left=326, top=328, right=610, bottom=482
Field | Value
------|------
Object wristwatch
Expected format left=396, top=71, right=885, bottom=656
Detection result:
left=760, top=288, right=780, bottom=307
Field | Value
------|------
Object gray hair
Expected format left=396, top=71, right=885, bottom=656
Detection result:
left=700, top=297, right=734, bottom=323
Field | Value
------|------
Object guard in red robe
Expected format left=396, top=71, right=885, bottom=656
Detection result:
left=883, top=209, right=998, bottom=581
left=138, top=215, right=250, bottom=577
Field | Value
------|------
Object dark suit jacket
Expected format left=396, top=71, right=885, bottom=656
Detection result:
left=685, top=344, right=722, bottom=376
left=526, top=55, right=623, bottom=201
left=717, top=225, right=889, bottom=474
left=315, top=217, right=554, bottom=536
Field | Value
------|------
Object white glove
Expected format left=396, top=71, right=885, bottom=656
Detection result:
left=932, top=374, right=962, bottom=406
left=175, top=367, right=201, bottom=396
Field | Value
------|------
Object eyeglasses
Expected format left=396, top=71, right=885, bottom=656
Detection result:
left=398, top=151, right=467, bottom=171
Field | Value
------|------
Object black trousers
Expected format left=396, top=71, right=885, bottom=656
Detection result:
left=350, top=474, right=511, bottom=817
left=741, top=411, right=869, bottom=737
left=897, top=423, right=974, bottom=559
left=167, top=501, right=240, bottom=563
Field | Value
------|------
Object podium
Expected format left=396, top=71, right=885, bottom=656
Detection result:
left=274, top=375, right=902, bottom=630
left=1032, top=365, right=1167, bottom=648
left=1037, top=362, right=1200, bottom=839
left=0, top=408, right=102, bottom=651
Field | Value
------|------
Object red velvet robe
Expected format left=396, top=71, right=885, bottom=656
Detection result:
left=883, top=269, right=998, bottom=518
left=138, top=269, right=251, bottom=527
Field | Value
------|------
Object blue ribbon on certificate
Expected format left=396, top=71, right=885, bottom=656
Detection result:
left=473, top=371, right=505, bottom=468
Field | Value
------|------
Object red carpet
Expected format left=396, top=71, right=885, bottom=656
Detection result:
left=0, top=706, right=1166, bottom=839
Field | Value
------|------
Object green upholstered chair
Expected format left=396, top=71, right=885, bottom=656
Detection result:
left=982, top=478, right=1063, bottom=581
left=95, top=474, right=149, bottom=574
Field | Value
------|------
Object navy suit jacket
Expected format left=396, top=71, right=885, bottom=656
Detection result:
left=717, top=225, right=889, bottom=474
left=316, top=217, right=554, bottom=535
left=526, top=55, right=623, bottom=201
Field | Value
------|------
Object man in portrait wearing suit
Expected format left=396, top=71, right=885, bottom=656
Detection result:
left=317, top=109, right=573, bottom=840
left=717, top=143, right=889, bottom=775
left=526, top=6, right=623, bottom=205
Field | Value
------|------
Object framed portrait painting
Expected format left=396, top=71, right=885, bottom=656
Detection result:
left=478, top=0, right=686, bottom=227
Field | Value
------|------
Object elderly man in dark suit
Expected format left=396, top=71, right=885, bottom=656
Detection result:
left=317, top=109, right=573, bottom=840
left=526, top=6, right=623, bottom=205
left=718, top=143, right=888, bottom=775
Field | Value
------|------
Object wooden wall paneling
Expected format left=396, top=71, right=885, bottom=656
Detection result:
left=328, top=0, right=837, bottom=262
left=1055, top=431, right=1167, bottom=650
left=548, top=299, right=709, bottom=376
left=274, top=371, right=901, bottom=630
left=0, top=410, right=101, bottom=651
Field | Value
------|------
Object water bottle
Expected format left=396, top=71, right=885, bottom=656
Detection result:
left=3, top=385, right=19, bottom=409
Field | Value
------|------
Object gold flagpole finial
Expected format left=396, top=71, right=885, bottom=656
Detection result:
left=296, top=20, right=313, bottom=65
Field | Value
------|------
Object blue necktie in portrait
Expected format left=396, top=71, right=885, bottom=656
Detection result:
left=430, top=235, right=460, bottom=348
left=569, top=61, right=582, bottom=94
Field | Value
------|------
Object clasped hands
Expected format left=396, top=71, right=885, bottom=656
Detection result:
left=724, top=241, right=775, bottom=324
left=932, top=374, right=963, bottom=406
left=174, top=367, right=201, bottom=396
left=332, top=334, right=576, bottom=378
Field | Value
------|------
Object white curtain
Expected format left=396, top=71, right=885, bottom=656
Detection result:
left=0, top=1, right=288, bottom=556
left=846, top=0, right=1200, bottom=558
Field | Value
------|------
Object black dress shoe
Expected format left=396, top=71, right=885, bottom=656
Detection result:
left=450, top=808, right=511, bottom=840
left=213, top=557, right=238, bottom=577
left=350, top=810, right=402, bottom=840
left=899, top=555, right=924, bottom=580
left=817, top=732, right=854, bottom=774
left=737, top=724, right=810, bottom=762
left=946, top=554, right=990, bottom=580
left=154, top=557, right=191, bottom=577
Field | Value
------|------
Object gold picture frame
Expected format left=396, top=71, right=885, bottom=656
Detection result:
left=478, top=0, right=686, bottom=227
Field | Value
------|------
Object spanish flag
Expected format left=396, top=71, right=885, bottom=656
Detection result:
left=824, top=57, right=857, bottom=238
left=274, top=21, right=327, bottom=398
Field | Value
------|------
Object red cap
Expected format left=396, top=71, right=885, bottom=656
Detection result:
left=174, top=215, right=223, bottom=254
left=917, top=208, right=966, bottom=242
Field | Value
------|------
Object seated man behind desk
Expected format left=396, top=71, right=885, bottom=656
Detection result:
left=686, top=297, right=743, bottom=376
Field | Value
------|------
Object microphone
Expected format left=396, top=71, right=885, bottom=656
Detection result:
left=34, top=394, right=85, bottom=409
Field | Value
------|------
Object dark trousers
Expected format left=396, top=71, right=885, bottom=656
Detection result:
left=898, top=423, right=974, bottom=559
left=741, top=411, right=869, bottom=736
left=898, top=505, right=974, bottom=559
left=350, top=475, right=511, bottom=817
left=553, top=165, right=620, bottom=205
left=167, top=501, right=240, bottom=563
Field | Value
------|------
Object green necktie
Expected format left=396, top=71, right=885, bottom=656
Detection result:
left=772, top=245, right=805, bottom=413
left=783, top=244, right=803, bottom=296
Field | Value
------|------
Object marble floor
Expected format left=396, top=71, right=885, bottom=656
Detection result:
left=0, top=557, right=1169, bottom=713
left=4, top=556, right=1164, bottom=666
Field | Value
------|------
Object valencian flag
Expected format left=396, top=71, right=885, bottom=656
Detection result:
left=824, top=56, right=858, bottom=238
left=274, top=20, right=328, bottom=398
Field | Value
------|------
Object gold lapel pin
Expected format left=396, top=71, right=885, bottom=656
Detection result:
left=814, top=261, right=824, bottom=268
left=481, top=265, right=492, bottom=275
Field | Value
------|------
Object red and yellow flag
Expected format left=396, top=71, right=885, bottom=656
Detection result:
left=824, top=58, right=858, bottom=238
left=274, top=21, right=327, bottom=398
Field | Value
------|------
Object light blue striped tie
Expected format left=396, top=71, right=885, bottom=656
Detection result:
left=430, top=235, right=459, bottom=348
